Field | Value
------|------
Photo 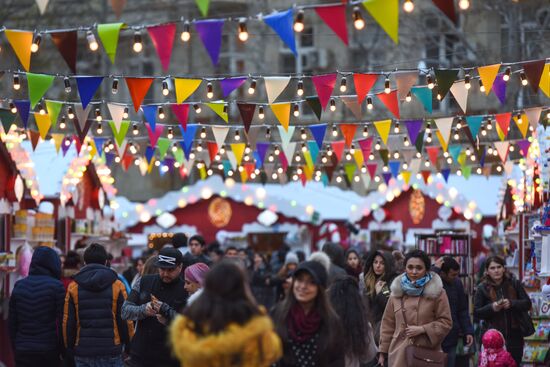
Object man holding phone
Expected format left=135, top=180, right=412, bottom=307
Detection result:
left=122, top=247, right=187, bottom=367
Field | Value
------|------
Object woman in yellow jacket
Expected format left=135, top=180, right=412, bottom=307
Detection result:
left=170, top=260, right=282, bottom=367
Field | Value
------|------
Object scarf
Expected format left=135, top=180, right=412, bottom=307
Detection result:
left=400, top=273, right=432, bottom=296
left=287, top=303, right=321, bottom=343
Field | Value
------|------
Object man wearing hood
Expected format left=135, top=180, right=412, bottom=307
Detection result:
left=9, top=246, right=66, bottom=367
left=63, top=243, right=134, bottom=367
left=321, top=242, right=347, bottom=284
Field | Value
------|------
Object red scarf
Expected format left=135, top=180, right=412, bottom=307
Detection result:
left=287, top=303, right=321, bottom=343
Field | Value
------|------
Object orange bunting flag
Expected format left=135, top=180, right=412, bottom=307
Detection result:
left=353, top=73, right=378, bottom=104
left=421, top=170, right=431, bottom=185
left=477, top=63, right=501, bottom=96
left=340, top=124, right=358, bottom=147
left=125, top=78, right=154, bottom=112
left=513, top=113, right=529, bottom=138
left=271, top=103, right=291, bottom=131
left=376, top=90, right=400, bottom=119
left=5, top=30, right=34, bottom=71
left=331, top=141, right=345, bottom=162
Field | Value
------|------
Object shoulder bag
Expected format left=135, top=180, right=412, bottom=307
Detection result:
left=400, top=297, right=447, bottom=367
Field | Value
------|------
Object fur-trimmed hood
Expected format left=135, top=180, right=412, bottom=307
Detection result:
left=390, top=272, right=444, bottom=299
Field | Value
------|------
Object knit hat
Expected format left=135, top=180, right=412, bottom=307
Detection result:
left=284, top=252, right=299, bottom=266
left=294, top=260, right=328, bottom=288
left=184, top=262, right=210, bottom=285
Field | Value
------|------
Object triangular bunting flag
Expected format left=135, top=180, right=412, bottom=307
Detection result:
left=50, top=31, right=77, bottom=73
left=308, top=142, right=320, bottom=163
left=376, top=91, right=400, bottom=118
left=540, top=63, right=550, bottom=98
left=306, top=97, right=323, bottom=121
left=340, top=124, right=358, bottom=147
left=513, top=113, right=529, bottom=138
left=263, top=9, right=297, bottom=55
left=211, top=126, right=230, bottom=149
left=141, top=105, right=158, bottom=130
left=495, top=112, right=511, bottom=136
left=282, top=142, right=297, bottom=166
left=366, top=163, right=378, bottom=179
left=195, top=20, right=224, bottom=66
left=220, top=77, right=247, bottom=97
left=404, top=120, right=423, bottom=145
left=174, top=79, right=201, bottom=104
left=431, top=0, right=457, bottom=23
left=147, top=24, right=177, bottom=72
left=523, top=59, right=546, bottom=93
left=441, top=168, right=451, bottom=183
left=114, top=139, right=128, bottom=158
left=107, top=103, right=126, bottom=129
left=206, top=102, right=229, bottom=123
left=434, top=117, right=454, bottom=147
left=35, top=0, right=49, bottom=14
left=28, top=130, right=41, bottom=151
left=448, top=145, right=462, bottom=163
left=331, top=141, right=345, bottom=162
left=382, top=172, right=392, bottom=185
left=374, top=119, right=392, bottom=145
left=435, top=131, right=449, bottom=152
left=309, top=124, right=327, bottom=149
left=207, top=142, right=218, bottom=163
left=402, top=171, right=411, bottom=185
left=362, top=0, right=399, bottom=43
left=341, top=96, right=363, bottom=120
left=450, top=81, right=468, bottom=113
left=271, top=103, right=291, bottom=131
left=146, top=124, right=164, bottom=148
left=525, top=107, right=542, bottom=130
left=94, top=137, right=105, bottom=154
left=110, top=0, right=126, bottom=19
left=411, top=86, right=432, bottom=114
left=402, top=150, right=416, bottom=164
left=477, top=63, right=501, bottom=96
left=27, top=73, right=55, bottom=108
left=72, top=117, right=92, bottom=144
left=426, top=146, right=439, bottom=166
left=388, top=160, right=400, bottom=178
left=494, top=141, right=510, bottom=163
left=256, top=142, right=270, bottom=165
left=358, top=138, right=373, bottom=159
left=278, top=126, right=295, bottom=148
left=345, top=164, right=356, bottom=183
left=462, top=166, right=472, bottom=180
left=157, top=138, right=171, bottom=160
left=466, top=115, right=483, bottom=138
left=97, top=23, right=124, bottom=64
left=0, top=109, right=17, bottom=132
left=434, top=69, right=459, bottom=98
left=14, top=100, right=31, bottom=129
left=51, top=133, right=64, bottom=153
left=45, top=100, right=62, bottom=127
left=354, top=73, right=378, bottom=104
left=314, top=5, right=348, bottom=45
left=195, top=0, right=210, bottom=16
left=237, top=103, right=256, bottom=133
left=492, top=74, right=507, bottom=105
left=5, top=30, right=33, bottom=71
left=421, top=170, right=431, bottom=184
left=108, top=120, right=130, bottom=146
left=144, top=146, right=155, bottom=164
left=171, top=104, right=190, bottom=131
left=34, top=113, right=51, bottom=139
left=75, top=76, right=104, bottom=109
left=264, top=77, right=291, bottom=104
left=353, top=150, right=364, bottom=169
left=245, top=126, right=262, bottom=150
left=181, top=125, right=198, bottom=158
left=395, top=71, right=418, bottom=100
left=517, top=139, right=531, bottom=157
left=125, top=78, right=154, bottom=112
left=415, top=131, right=425, bottom=153
left=231, top=143, right=246, bottom=166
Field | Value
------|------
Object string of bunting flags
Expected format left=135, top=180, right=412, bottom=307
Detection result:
left=6, top=0, right=473, bottom=71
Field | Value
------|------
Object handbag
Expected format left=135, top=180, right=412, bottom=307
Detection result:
left=518, top=310, right=535, bottom=337
left=400, top=298, right=447, bottom=367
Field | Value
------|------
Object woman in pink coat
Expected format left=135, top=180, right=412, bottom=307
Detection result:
left=378, top=250, right=452, bottom=367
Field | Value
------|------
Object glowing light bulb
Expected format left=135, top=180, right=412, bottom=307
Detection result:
left=403, top=0, right=414, bottom=13
left=86, top=30, right=98, bottom=51
left=133, top=31, right=143, bottom=52
left=238, top=20, right=248, bottom=42
left=353, top=7, right=365, bottom=30
left=294, top=10, right=305, bottom=33
left=181, top=21, right=191, bottom=42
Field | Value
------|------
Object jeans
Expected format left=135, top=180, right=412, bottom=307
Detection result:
left=442, top=346, right=457, bottom=367
left=74, top=356, right=124, bottom=367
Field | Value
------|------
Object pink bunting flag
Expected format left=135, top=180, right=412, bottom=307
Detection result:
left=358, top=137, right=373, bottom=158
left=146, top=124, right=164, bottom=148
left=147, top=24, right=177, bottom=72
left=366, top=163, right=378, bottom=179
left=311, top=74, right=337, bottom=111
left=314, top=5, right=348, bottom=45
left=171, top=104, right=190, bottom=131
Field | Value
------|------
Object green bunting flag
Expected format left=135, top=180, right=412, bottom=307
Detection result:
left=27, top=73, right=55, bottom=108
left=97, top=23, right=125, bottom=64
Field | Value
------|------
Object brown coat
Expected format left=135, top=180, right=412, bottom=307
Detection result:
left=379, top=272, right=452, bottom=367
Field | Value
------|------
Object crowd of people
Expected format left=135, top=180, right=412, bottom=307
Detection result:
left=7, top=234, right=534, bottom=367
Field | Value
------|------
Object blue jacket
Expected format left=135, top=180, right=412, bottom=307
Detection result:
left=8, top=246, right=65, bottom=353
left=63, top=263, right=134, bottom=357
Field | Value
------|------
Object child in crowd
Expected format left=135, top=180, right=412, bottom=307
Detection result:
left=479, top=329, right=517, bottom=367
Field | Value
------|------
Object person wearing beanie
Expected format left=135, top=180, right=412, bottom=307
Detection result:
left=284, top=252, right=299, bottom=267
left=274, top=252, right=299, bottom=301
left=9, top=246, right=66, bottom=367
left=272, top=261, right=344, bottom=367
left=63, top=243, right=134, bottom=367
left=184, top=263, right=210, bottom=305
left=479, top=329, right=517, bottom=367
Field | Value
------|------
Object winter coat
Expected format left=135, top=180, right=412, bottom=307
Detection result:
left=379, top=272, right=453, bottom=367
left=250, top=267, right=276, bottom=309
left=473, top=276, right=532, bottom=339
left=170, top=310, right=282, bottom=367
left=63, top=264, right=134, bottom=357
left=8, top=246, right=65, bottom=353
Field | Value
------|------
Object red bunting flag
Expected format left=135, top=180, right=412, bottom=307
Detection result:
left=147, top=24, right=177, bottom=72
left=495, top=112, right=512, bottom=135
left=366, top=163, right=378, bottom=179
left=354, top=73, right=378, bottom=104
left=314, top=4, right=348, bottom=45
left=431, top=0, right=456, bottom=23
left=331, top=141, right=345, bottom=162
left=50, top=31, right=77, bottom=73
left=125, top=78, right=154, bottom=112
left=311, top=74, right=337, bottom=110
left=207, top=142, right=218, bottom=162
left=376, top=90, right=400, bottom=119
left=28, top=130, right=41, bottom=151
left=421, top=170, right=431, bottom=184
left=339, top=124, right=358, bottom=147
left=171, top=104, right=190, bottom=131
left=426, top=146, right=440, bottom=167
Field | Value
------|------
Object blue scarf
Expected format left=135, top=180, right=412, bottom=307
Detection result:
left=401, top=272, right=432, bottom=296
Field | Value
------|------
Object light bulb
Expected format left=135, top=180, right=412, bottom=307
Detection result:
left=367, top=97, right=373, bottom=110
left=67, top=106, right=75, bottom=119
left=294, top=10, right=304, bottom=33
left=458, top=0, right=470, bottom=10
left=132, top=124, right=139, bottom=135
left=200, top=127, right=207, bottom=139
left=300, top=128, right=307, bottom=140
left=38, top=103, right=46, bottom=115
left=293, top=104, right=300, bottom=117
left=258, top=105, right=265, bottom=119
left=194, top=104, right=202, bottom=114
left=111, top=78, right=119, bottom=94
left=206, top=82, right=214, bottom=99
left=427, top=75, right=434, bottom=89
left=520, top=71, right=528, bottom=86
left=332, top=126, right=338, bottom=137
left=238, top=20, right=248, bottom=42
left=167, top=127, right=174, bottom=140
left=479, top=79, right=485, bottom=93
left=330, top=99, right=336, bottom=112
left=464, top=74, right=471, bottom=90
left=297, top=80, right=304, bottom=96
left=274, top=146, right=280, bottom=155
left=123, top=107, right=129, bottom=119
left=352, top=7, right=365, bottom=30
left=162, top=79, right=169, bottom=96
left=503, top=67, right=511, bottom=82
left=59, top=117, right=66, bottom=129
left=234, top=130, right=240, bottom=141
left=340, top=77, right=347, bottom=92
left=384, top=77, right=391, bottom=94
left=87, top=30, right=99, bottom=51
left=405, top=92, right=412, bottom=102
left=394, top=122, right=400, bottom=134
left=64, top=77, right=72, bottom=93
left=181, top=21, right=191, bottom=42
left=158, top=107, right=165, bottom=120
left=13, top=74, right=20, bottom=90
left=248, top=79, right=256, bottom=95
left=133, top=31, right=143, bottom=53
left=30, top=33, right=41, bottom=53
left=9, top=102, right=17, bottom=114
left=404, top=137, right=410, bottom=146
left=95, top=108, right=102, bottom=121
left=363, top=126, right=369, bottom=137
left=403, top=0, right=414, bottom=13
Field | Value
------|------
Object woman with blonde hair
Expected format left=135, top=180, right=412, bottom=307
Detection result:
left=170, top=261, right=281, bottom=367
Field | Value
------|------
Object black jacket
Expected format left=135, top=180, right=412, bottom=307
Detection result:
left=8, top=246, right=65, bottom=353
left=362, top=251, right=398, bottom=326
left=63, top=264, right=134, bottom=357
left=124, top=274, right=187, bottom=367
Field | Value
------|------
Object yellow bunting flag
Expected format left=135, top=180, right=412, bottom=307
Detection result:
left=205, top=103, right=228, bottom=122
left=240, top=169, right=248, bottom=183
left=231, top=143, right=246, bottom=166
left=304, top=151, right=314, bottom=171
left=174, top=78, right=202, bottom=104
left=458, top=152, right=466, bottom=166
left=513, top=113, right=529, bottom=138
left=304, top=165, right=314, bottom=181
left=148, top=159, right=156, bottom=174
left=435, top=131, right=448, bottom=152
left=51, top=133, right=65, bottom=153
left=199, top=166, right=207, bottom=180
left=354, top=149, right=364, bottom=168
left=373, top=119, right=392, bottom=145
left=5, top=30, right=33, bottom=71
left=87, top=138, right=98, bottom=158
left=540, top=63, right=550, bottom=98
left=35, top=113, right=51, bottom=139
left=362, top=0, right=399, bottom=44
left=496, top=124, right=506, bottom=141
left=401, top=171, right=411, bottom=185
left=271, top=103, right=291, bottom=131
left=477, top=63, right=501, bottom=96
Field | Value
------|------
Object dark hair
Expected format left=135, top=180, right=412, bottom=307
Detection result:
left=404, top=249, right=431, bottom=271
left=64, top=250, right=81, bottom=269
left=484, top=256, right=505, bottom=270
left=441, top=257, right=460, bottom=273
left=83, top=243, right=108, bottom=265
left=295, top=250, right=306, bottom=263
left=183, top=261, right=260, bottom=334
left=189, top=235, right=206, bottom=247
left=272, top=267, right=343, bottom=367
left=322, top=242, right=346, bottom=268
left=328, top=276, right=371, bottom=361
left=172, top=233, right=188, bottom=248
left=225, top=246, right=238, bottom=254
